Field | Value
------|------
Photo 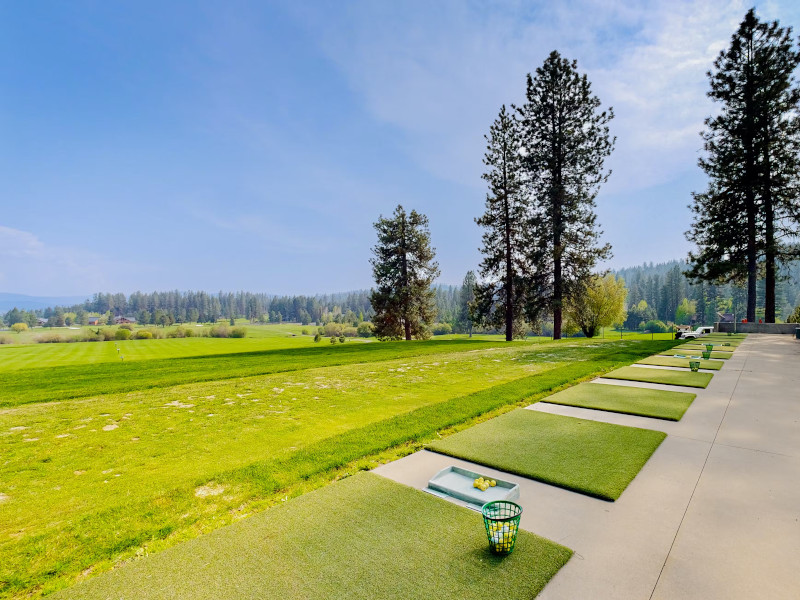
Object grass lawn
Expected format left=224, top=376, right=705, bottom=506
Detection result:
left=637, top=356, right=724, bottom=370
left=541, top=382, right=696, bottom=421
left=0, top=339, right=672, bottom=598
left=660, top=349, right=731, bottom=359
left=602, top=366, right=713, bottom=388
left=427, top=409, right=666, bottom=501
left=52, top=472, right=573, bottom=600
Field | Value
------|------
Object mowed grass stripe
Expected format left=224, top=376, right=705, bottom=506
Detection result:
left=637, top=356, right=724, bottom=370
left=603, top=366, right=713, bottom=388
left=428, top=409, right=666, bottom=501
left=541, top=382, right=696, bottom=421
left=0, top=340, right=512, bottom=408
left=52, top=473, right=572, bottom=600
left=1, top=346, right=664, bottom=598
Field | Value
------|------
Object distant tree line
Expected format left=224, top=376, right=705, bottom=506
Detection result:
left=616, top=260, right=800, bottom=328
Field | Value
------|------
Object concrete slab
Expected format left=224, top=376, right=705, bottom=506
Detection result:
left=652, top=444, right=800, bottom=600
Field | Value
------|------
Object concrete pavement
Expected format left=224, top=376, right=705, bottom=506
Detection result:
left=374, top=334, right=800, bottom=599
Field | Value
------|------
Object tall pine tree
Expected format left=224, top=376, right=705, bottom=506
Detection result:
left=687, top=9, right=800, bottom=322
left=474, top=105, right=530, bottom=341
left=369, top=205, right=439, bottom=340
left=519, top=51, right=614, bottom=339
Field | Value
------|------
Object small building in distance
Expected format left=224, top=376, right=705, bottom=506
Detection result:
left=114, top=316, right=137, bottom=325
left=87, top=316, right=102, bottom=326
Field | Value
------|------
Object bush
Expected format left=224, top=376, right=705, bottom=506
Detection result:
left=209, top=325, right=230, bottom=338
left=314, top=333, right=321, bottom=342
left=114, top=329, right=132, bottom=340
left=789, top=305, right=800, bottom=323
left=330, top=336, right=337, bottom=344
left=0, top=335, right=13, bottom=344
left=301, top=328, right=310, bottom=335
left=135, top=330, right=153, bottom=339
left=119, top=324, right=134, bottom=331
left=356, top=322, right=374, bottom=337
left=167, top=326, right=195, bottom=338
left=431, top=323, right=452, bottom=336
left=35, top=333, right=65, bottom=343
left=343, top=326, right=358, bottom=337
left=230, top=327, right=247, bottom=338
left=324, top=322, right=344, bottom=338
left=339, top=335, right=346, bottom=343
left=11, top=323, right=28, bottom=334
left=641, top=319, right=669, bottom=334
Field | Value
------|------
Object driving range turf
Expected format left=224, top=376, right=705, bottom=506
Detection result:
left=660, top=348, right=731, bottom=359
left=602, top=366, right=714, bottom=388
left=636, top=356, right=724, bottom=370
left=0, top=338, right=677, bottom=598
left=51, top=472, right=573, bottom=600
left=541, top=382, right=696, bottom=421
left=427, top=409, right=666, bottom=501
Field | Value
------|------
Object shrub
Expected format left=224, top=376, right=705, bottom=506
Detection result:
left=301, top=328, right=310, bottom=335
left=317, top=326, right=325, bottom=336
left=338, top=335, right=346, bottom=343
left=35, top=333, right=65, bottom=343
left=119, top=324, right=134, bottom=331
left=431, top=322, right=452, bottom=336
left=356, top=322, right=375, bottom=337
left=343, top=326, right=358, bottom=337
left=209, top=325, right=230, bottom=338
left=114, top=329, right=132, bottom=340
left=324, top=322, right=344, bottom=338
left=135, top=330, right=153, bottom=339
left=0, top=335, right=13, bottom=344
left=789, top=305, right=800, bottom=323
left=97, top=329, right=116, bottom=341
left=642, top=319, right=669, bottom=334
left=230, top=327, right=247, bottom=338
left=11, top=323, right=28, bottom=334
left=167, top=326, right=195, bottom=338
left=330, top=336, right=337, bottom=344
left=314, top=333, right=321, bottom=342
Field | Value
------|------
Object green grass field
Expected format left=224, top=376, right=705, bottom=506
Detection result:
left=603, top=366, right=714, bottom=388
left=637, top=356, right=724, bottom=370
left=52, top=472, right=573, bottom=600
left=0, top=337, right=674, bottom=598
left=542, top=382, right=696, bottom=421
left=428, top=409, right=666, bottom=501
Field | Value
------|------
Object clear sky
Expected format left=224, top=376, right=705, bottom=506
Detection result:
left=1, top=0, right=798, bottom=296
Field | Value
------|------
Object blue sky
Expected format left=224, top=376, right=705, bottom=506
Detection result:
left=1, top=0, right=798, bottom=296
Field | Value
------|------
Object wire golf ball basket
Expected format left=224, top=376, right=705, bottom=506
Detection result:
left=482, top=500, right=522, bottom=555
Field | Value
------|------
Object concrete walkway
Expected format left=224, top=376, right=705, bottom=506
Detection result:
left=374, top=334, right=800, bottom=599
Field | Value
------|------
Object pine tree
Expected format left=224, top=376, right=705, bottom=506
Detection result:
left=369, top=205, right=440, bottom=340
left=474, top=105, right=530, bottom=341
left=687, top=9, right=800, bottom=322
left=457, top=270, right=477, bottom=337
left=518, top=51, right=614, bottom=339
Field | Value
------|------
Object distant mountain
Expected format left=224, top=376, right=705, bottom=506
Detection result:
left=0, top=293, right=89, bottom=312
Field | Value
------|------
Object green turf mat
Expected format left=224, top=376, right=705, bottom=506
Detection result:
left=660, top=349, right=730, bottom=359
left=637, top=356, right=724, bottom=370
left=542, top=382, right=696, bottom=421
left=427, top=409, right=666, bottom=501
left=52, top=472, right=572, bottom=600
left=602, top=366, right=713, bottom=388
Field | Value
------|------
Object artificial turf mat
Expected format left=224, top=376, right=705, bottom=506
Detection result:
left=637, top=356, right=724, bottom=370
left=660, top=349, right=731, bottom=359
left=52, top=472, right=572, bottom=600
left=541, top=382, right=696, bottom=421
left=427, top=409, right=666, bottom=501
left=602, top=366, right=713, bottom=388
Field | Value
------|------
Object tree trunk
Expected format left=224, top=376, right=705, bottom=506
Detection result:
left=503, top=142, right=513, bottom=342
left=744, top=40, right=758, bottom=323
left=399, top=214, right=412, bottom=341
left=764, top=124, right=776, bottom=322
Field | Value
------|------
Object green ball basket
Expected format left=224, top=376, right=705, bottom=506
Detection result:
left=482, top=500, right=522, bottom=555
left=689, top=361, right=700, bottom=372
left=702, top=351, right=711, bottom=360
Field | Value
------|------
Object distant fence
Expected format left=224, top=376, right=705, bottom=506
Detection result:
left=716, top=322, right=799, bottom=334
